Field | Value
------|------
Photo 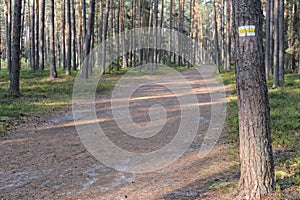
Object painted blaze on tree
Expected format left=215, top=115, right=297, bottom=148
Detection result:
left=233, top=0, right=275, bottom=199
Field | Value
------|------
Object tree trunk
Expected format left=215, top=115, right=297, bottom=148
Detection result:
left=66, top=0, right=72, bottom=75
left=82, top=0, right=87, bottom=37
left=50, top=0, right=57, bottom=78
left=35, top=0, right=39, bottom=71
left=168, top=0, right=173, bottom=66
left=225, top=0, right=231, bottom=71
left=81, top=0, right=96, bottom=78
left=265, top=0, right=271, bottom=80
left=273, top=0, right=279, bottom=88
left=39, top=0, right=45, bottom=70
left=278, top=0, right=284, bottom=84
left=213, top=0, right=220, bottom=73
left=72, top=0, right=77, bottom=70
left=10, top=0, right=22, bottom=96
left=233, top=0, right=275, bottom=199
left=30, top=0, right=36, bottom=70
left=120, top=0, right=128, bottom=68
left=220, top=0, right=225, bottom=68
left=100, top=0, right=110, bottom=74
left=4, top=0, right=12, bottom=73
left=61, top=0, right=66, bottom=69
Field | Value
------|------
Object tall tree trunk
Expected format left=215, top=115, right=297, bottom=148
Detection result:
left=168, top=0, right=173, bottom=66
left=0, top=11, right=2, bottom=70
left=4, top=0, right=12, bottom=73
left=131, top=0, right=136, bottom=68
left=265, top=0, right=271, bottom=80
left=120, top=0, right=127, bottom=68
left=100, top=0, right=110, bottom=74
left=66, top=0, right=72, bottom=75
left=82, top=0, right=87, bottom=37
left=220, top=0, right=225, bottom=68
left=35, top=0, right=39, bottom=71
left=81, top=0, right=96, bottom=78
left=30, top=0, right=36, bottom=70
left=61, top=0, right=66, bottom=69
left=273, top=0, right=279, bottom=88
left=213, top=0, right=220, bottom=73
left=233, top=0, right=275, bottom=198
left=50, top=0, right=57, bottom=78
left=10, top=0, right=22, bottom=96
left=158, top=0, right=164, bottom=64
left=225, top=0, right=231, bottom=71
left=278, top=0, right=284, bottom=84
left=72, top=0, right=77, bottom=70
left=39, top=0, right=45, bottom=70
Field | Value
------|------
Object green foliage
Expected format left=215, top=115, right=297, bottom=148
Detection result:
left=0, top=67, right=124, bottom=135
left=208, top=182, right=237, bottom=192
left=221, top=71, right=300, bottom=197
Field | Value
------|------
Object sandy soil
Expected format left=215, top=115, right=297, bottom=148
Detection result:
left=0, top=67, right=239, bottom=200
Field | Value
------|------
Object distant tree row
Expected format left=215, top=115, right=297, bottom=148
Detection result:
left=0, top=0, right=299, bottom=94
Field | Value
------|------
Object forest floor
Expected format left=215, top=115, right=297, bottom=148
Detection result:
left=0, top=66, right=299, bottom=199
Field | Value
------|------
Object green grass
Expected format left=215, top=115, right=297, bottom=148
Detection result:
left=0, top=67, right=120, bottom=134
left=220, top=69, right=300, bottom=198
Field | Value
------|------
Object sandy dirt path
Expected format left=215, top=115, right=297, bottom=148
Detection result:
left=0, top=66, right=239, bottom=200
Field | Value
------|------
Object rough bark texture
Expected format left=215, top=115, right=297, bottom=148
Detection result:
left=49, top=0, right=57, bottom=79
left=233, top=0, right=275, bottom=199
left=10, top=0, right=22, bottom=96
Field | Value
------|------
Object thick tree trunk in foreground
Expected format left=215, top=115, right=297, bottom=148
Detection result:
left=233, top=0, right=275, bottom=199
left=10, top=0, right=22, bottom=96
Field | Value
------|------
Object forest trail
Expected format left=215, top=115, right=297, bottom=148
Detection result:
left=0, top=66, right=239, bottom=200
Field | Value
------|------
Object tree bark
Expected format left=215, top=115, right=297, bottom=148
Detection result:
left=4, top=0, right=12, bottom=73
left=66, top=0, right=72, bottom=75
left=10, top=0, right=22, bottom=96
left=30, top=0, right=36, bottom=70
left=50, top=0, right=57, bottom=78
left=273, top=0, right=279, bottom=88
left=35, top=0, right=39, bottom=71
left=278, top=0, right=284, bottom=84
left=225, top=0, right=231, bottom=71
left=168, top=0, right=173, bottom=66
left=120, top=0, right=128, bottom=68
left=213, top=0, right=220, bottom=73
left=100, top=0, right=110, bottom=75
left=72, top=0, right=77, bottom=70
left=61, top=0, right=66, bottom=69
left=81, top=0, right=96, bottom=78
left=39, top=0, right=45, bottom=70
left=265, top=0, right=271, bottom=80
left=233, top=0, right=275, bottom=199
